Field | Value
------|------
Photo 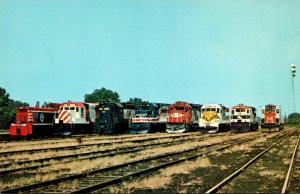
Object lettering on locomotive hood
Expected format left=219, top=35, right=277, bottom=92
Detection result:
left=171, top=113, right=183, bottom=117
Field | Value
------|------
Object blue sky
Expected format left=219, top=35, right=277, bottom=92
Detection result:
left=0, top=0, right=299, bottom=115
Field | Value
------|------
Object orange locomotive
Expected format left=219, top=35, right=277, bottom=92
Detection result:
left=261, top=104, right=284, bottom=131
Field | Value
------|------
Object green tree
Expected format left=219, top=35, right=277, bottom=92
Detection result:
left=0, top=87, right=10, bottom=128
left=84, top=87, right=120, bottom=103
left=287, top=113, right=300, bottom=126
left=128, top=97, right=143, bottom=106
left=0, top=87, right=29, bottom=129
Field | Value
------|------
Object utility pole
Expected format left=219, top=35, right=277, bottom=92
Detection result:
left=291, top=64, right=296, bottom=113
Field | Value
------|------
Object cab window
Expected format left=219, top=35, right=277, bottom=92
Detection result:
left=81, top=107, right=84, bottom=118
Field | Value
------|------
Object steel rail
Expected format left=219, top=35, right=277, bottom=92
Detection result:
left=281, top=131, right=300, bottom=193
left=205, top=133, right=289, bottom=193
left=0, top=134, right=213, bottom=174
left=0, top=133, right=200, bottom=156
left=71, top=137, right=259, bottom=194
left=0, top=133, right=192, bottom=148
left=1, top=135, right=260, bottom=193
left=0, top=133, right=213, bottom=167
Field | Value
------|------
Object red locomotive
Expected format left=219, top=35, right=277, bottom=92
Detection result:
left=9, top=103, right=60, bottom=136
left=166, top=101, right=201, bottom=133
left=261, top=104, right=284, bottom=131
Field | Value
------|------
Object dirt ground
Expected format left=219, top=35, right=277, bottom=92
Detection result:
left=101, top=130, right=298, bottom=193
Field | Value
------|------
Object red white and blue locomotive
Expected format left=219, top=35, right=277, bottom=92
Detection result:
left=129, top=102, right=168, bottom=134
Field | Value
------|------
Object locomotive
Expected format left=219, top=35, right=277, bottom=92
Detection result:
left=166, top=101, right=201, bottom=133
left=9, top=102, right=61, bottom=136
left=199, top=104, right=230, bottom=133
left=230, top=104, right=259, bottom=132
left=54, top=101, right=97, bottom=134
left=129, top=102, right=168, bottom=134
left=261, top=104, right=284, bottom=131
left=93, top=101, right=130, bottom=134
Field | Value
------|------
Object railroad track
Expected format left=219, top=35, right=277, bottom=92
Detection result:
left=0, top=133, right=224, bottom=174
left=0, top=133, right=184, bottom=150
left=205, top=130, right=297, bottom=193
left=0, top=133, right=200, bottom=156
left=281, top=129, right=300, bottom=193
left=1, top=134, right=266, bottom=193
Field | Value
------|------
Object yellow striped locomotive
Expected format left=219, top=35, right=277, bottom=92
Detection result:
left=199, top=104, right=230, bottom=133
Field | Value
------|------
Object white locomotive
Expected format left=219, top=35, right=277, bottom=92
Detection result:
left=54, top=101, right=97, bottom=134
left=199, top=104, right=230, bottom=133
left=230, top=104, right=259, bottom=132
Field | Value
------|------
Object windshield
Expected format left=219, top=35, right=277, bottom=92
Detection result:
left=202, top=108, right=217, bottom=112
left=265, top=106, right=276, bottom=112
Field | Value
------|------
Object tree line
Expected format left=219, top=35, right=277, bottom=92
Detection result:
left=1, top=86, right=299, bottom=129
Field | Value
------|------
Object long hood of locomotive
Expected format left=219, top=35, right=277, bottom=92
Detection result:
left=28, top=110, right=56, bottom=124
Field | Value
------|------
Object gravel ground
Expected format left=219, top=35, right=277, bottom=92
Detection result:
left=101, top=129, right=299, bottom=193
